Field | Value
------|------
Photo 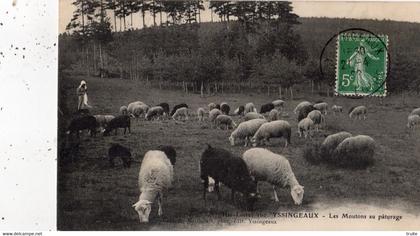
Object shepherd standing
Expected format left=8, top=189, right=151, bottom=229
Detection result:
left=77, top=80, right=91, bottom=110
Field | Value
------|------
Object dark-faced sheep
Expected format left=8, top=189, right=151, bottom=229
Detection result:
left=103, top=115, right=131, bottom=136
left=234, top=105, right=245, bottom=116
left=108, top=144, right=132, bottom=168
left=170, top=103, right=188, bottom=116
left=260, top=103, right=275, bottom=114
left=297, top=105, right=316, bottom=121
left=66, top=115, right=98, bottom=137
left=157, top=103, right=170, bottom=117
left=158, top=145, right=177, bottom=166
left=220, top=102, right=230, bottom=115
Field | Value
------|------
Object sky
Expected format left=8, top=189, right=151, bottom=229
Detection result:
left=59, top=0, right=420, bottom=33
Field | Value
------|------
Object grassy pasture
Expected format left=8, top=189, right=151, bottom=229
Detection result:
left=58, top=75, right=420, bottom=230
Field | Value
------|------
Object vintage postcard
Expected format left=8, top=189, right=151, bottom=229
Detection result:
left=53, top=0, right=420, bottom=232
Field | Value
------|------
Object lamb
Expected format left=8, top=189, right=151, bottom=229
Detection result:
left=410, top=108, right=420, bottom=116
left=242, top=148, right=304, bottom=205
left=294, top=101, right=312, bottom=114
left=407, top=114, right=420, bottom=129
left=331, top=105, right=343, bottom=115
left=197, top=107, right=206, bottom=121
left=94, top=115, right=115, bottom=131
left=260, top=103, right=275, bottom=114
left=307, top=110, right=325, bottom=131
left=66, top=115, right=98, bottom=137
left=320, top=131, right=352, bottom=159
left=220, top=102, right=230, bottom=115
left=268, top=109, right=279, bottom=122
left=103, top=115, right=131, bottom=136
left=313, top=102, right=328, bottom=115
left=158, top=145, right=177, bottom=166
left=119, top=106, right=128, bottom=115
left=215, top=115, right=237, bottom=130
left=145, top=106, right=164, bottom=120
left=297, top=117, right=314, bottom=139
left=234, top=105, right=245, bottom=116
left=229, top=118, right=267, bottom=147
left=244, top=112, right=265, bottom=121
left=170, top=103, right=188, bottom=116
left=250, top=120, right=291, bottom=147
left=297, top=104, right=316, bottom=121
left=332, top=135, right=376, bottom=168
left=157, top=103, right=170, bottom=117
left=244, top=102, right=257, bottom=114
left=108, top=143, right=132, bottom=168
left=172, top=107, right=189, bottom=120
left=200, top=145, right=257, bottom=210
left=272, top=100, right=285, bottom=110
left=132, top=150, right=174, bottom=223
left=209, top=108, right=222, bottom=122
left=349, top=105, right=367, bottom=120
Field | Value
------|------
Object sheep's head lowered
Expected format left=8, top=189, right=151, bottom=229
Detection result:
left=132, top=200, right=153, bottom=223
left=291, top=185, right=304, bottom=205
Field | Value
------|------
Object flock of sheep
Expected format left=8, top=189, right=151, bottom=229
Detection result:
left=65, top=98, right=420, bottom=224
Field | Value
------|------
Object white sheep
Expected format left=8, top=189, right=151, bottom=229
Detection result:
left=208, top=103, right=217, bottom=111
left=410, top=108, right=420, bottom=116
left=297, top=117, right=314, bottom=139
left=407, top=114, right=420, bottom=129
left=349, top=106, right=367, bottom=120
left=197, top=107, right=206, bottom=121
left=244, top=102, right=257, bottom=114
left=307, top=110, right=325, bottom=131
left=244, top=112, right=265, bottom=121
left=268, top=109, right=279, bottom=121
left=293, top=101, right=312, bottom=114
left=250, top=120, right=291, bottom=147
left=229, top=118, right=267, bottom=147
left=94, top=115, right=115, bottom=132
left=314, top=102, right=328, bottom=115
left=331, top=105, right=343, bottom=115
left=129, top=104, right=149, bottom=118
left=242, top=148, right=304, bottom=204
left=333, top=135, right=376, bottom=166
left=145, top=106, right=164, bottom=120
left=120, top=106, right=128, bottom=115
left=272, top=100, right=285, bottom=110
left=172, top=107, right=189, bottom=120
left=320, top=131, right=352, bottom=157
left=128, top=101, right=146, bottom=112
left=132, top=150, right=173, bottom=223
left=208, top=108, right=222, bottom=122
left=214, top=114, right=237, bottom=130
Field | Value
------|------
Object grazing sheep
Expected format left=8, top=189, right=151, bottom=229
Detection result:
left=244, top=112, right=265, bottom=121
left=242, top=148, right=304, bottom=204
left=94, top=115, right=115, bottom=131
left=320, top=131, right=352, bottom=159
left=172, top=107, right=189, bottom=120
left=294, top=101, right=312, bottom=114
left=234, top=105, right=245, bottom=116
left=103, top=115, right=131, bottom=136
left=314, top=102, right=328, bottom=115
left=410, top=108, right=420, bottom=116
left=108, top=143, right=132, bottom=168
left=220, top=102, right=230, bottom=115
left=132, top=150, right=174, bottom=223
left=129, top=104, right=149, bottom=118
left=66, top=115, right=98, bottom=137
left=215, top=115, right=237, bottom=130
left=407, top=114, right=420, bottom=129
left=157, top=103, right=170, bottom=117
left=200, top=145, right=257, bottom=210
left=272, top=100, right=285, bottom=110
left=307, top=110, right=324, bottom=131
left=158, top=145, right=177, bottom=165
left=197, top=107, right=206, bottom=121
left=260, top=103, right=275, bottom=114
left=229, top=118, right=267, bottom=147
left=349, top=105, right=367, bottom=120
left=170, top=103, right=188, bottom=116
left=268, top=109, right=279, bottom=122
left=209, top=108, right=222, bottom=122
left=297, top=117, right=314, bottom=139
left=208, top=103, right=217, bottom=111
left=250, top=120, right=291, bottom=147
left=331, top=105, right=343, bottom=115
left=244, top=103, right=257, bottom=114
left=120, top=106, right=128, bottom=115
left=332, top=135, right=376, bottom=168
left=298, top=105, right=316, bottom=121
left=145, top=106, right=164, bottom=120
left=128, top=101, right=146, bottom=114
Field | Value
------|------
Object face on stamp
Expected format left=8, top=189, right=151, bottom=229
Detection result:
left=336, top=33, right=388, bottom=97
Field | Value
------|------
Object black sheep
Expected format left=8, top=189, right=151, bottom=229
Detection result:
left=170, top=103, right=188, bottom=116
left=157, top=102, right=170, bottom=116
left=66, top=115, right=98, bottom=137
left=297, top=105, right=316, bottom=121
left=260, top=103, right=275, bottom=114
left=236, top=105, right=245, bottom=116
left=215, top=104, right=221, bottom=110
left=220, top=103, right=230, bottom=115
left=158, top=145, right=177, bottom=165
left=200, top=145, right=257, bottom=210
left=108, top=144, right=132, bottom=168
left=103, top=115, right=131, bottom=136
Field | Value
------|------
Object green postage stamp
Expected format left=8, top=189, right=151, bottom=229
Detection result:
left=335, top=33, right=388, bottom=97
